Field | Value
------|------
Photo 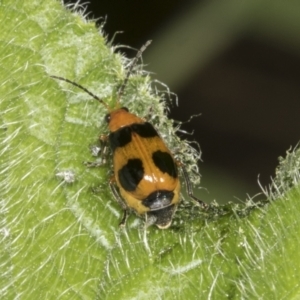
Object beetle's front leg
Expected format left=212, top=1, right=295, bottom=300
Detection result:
left=84, top=134, right=110, bottom=167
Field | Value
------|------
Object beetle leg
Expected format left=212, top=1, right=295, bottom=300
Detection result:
left=179, top=163, right=209, bottom=210
left=84, top=134, right=110, bottom=167
left=118, top=210, right=128, bottom=228
left=109, top=176, right=129, bottom=227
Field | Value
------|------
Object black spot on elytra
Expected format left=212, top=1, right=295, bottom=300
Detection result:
left=152, top=151, right=178, bottom=178
left=109, top=123, right=158, bottom=152
left=118, top=159, right=144, bottom=192
left=131, top=122, right=158, bottom=138
left=142, top=190, right=174, bottom=210
left=109, top=127, right=132, bottom=152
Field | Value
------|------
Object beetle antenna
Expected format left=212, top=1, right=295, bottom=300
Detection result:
left=117, top=40, right=152, bottom=101
left=50, top=75, right=110, bottom=110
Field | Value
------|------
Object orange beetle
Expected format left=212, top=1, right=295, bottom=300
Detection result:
left=52, top=42, right=208, bottom=229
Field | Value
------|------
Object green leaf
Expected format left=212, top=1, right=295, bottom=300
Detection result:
left=1, top=0, right=300, bottom=299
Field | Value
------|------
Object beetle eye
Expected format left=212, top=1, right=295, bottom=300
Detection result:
left=121, top=106, right=129, bottom=112
left=105, top=114, right=111, bottom=123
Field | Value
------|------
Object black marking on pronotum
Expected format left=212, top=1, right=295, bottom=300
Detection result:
left=142, top=190, right=174, bottom=210
left=118, top=158, right=144, bottom=191
left=152, top=150, right=178, bottom=178
left=131, top=123, right=159, bottom=139
left=109, top=127, right=132, bottom=152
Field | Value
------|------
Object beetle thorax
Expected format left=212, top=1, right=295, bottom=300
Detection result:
left=108, top=108, right=144, bottom=132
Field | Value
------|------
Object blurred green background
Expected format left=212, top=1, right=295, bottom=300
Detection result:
left=63, top=0, right=300, bottom=204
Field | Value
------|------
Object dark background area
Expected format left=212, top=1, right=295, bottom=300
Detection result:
left=63, top=0, right=300, bottom=203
